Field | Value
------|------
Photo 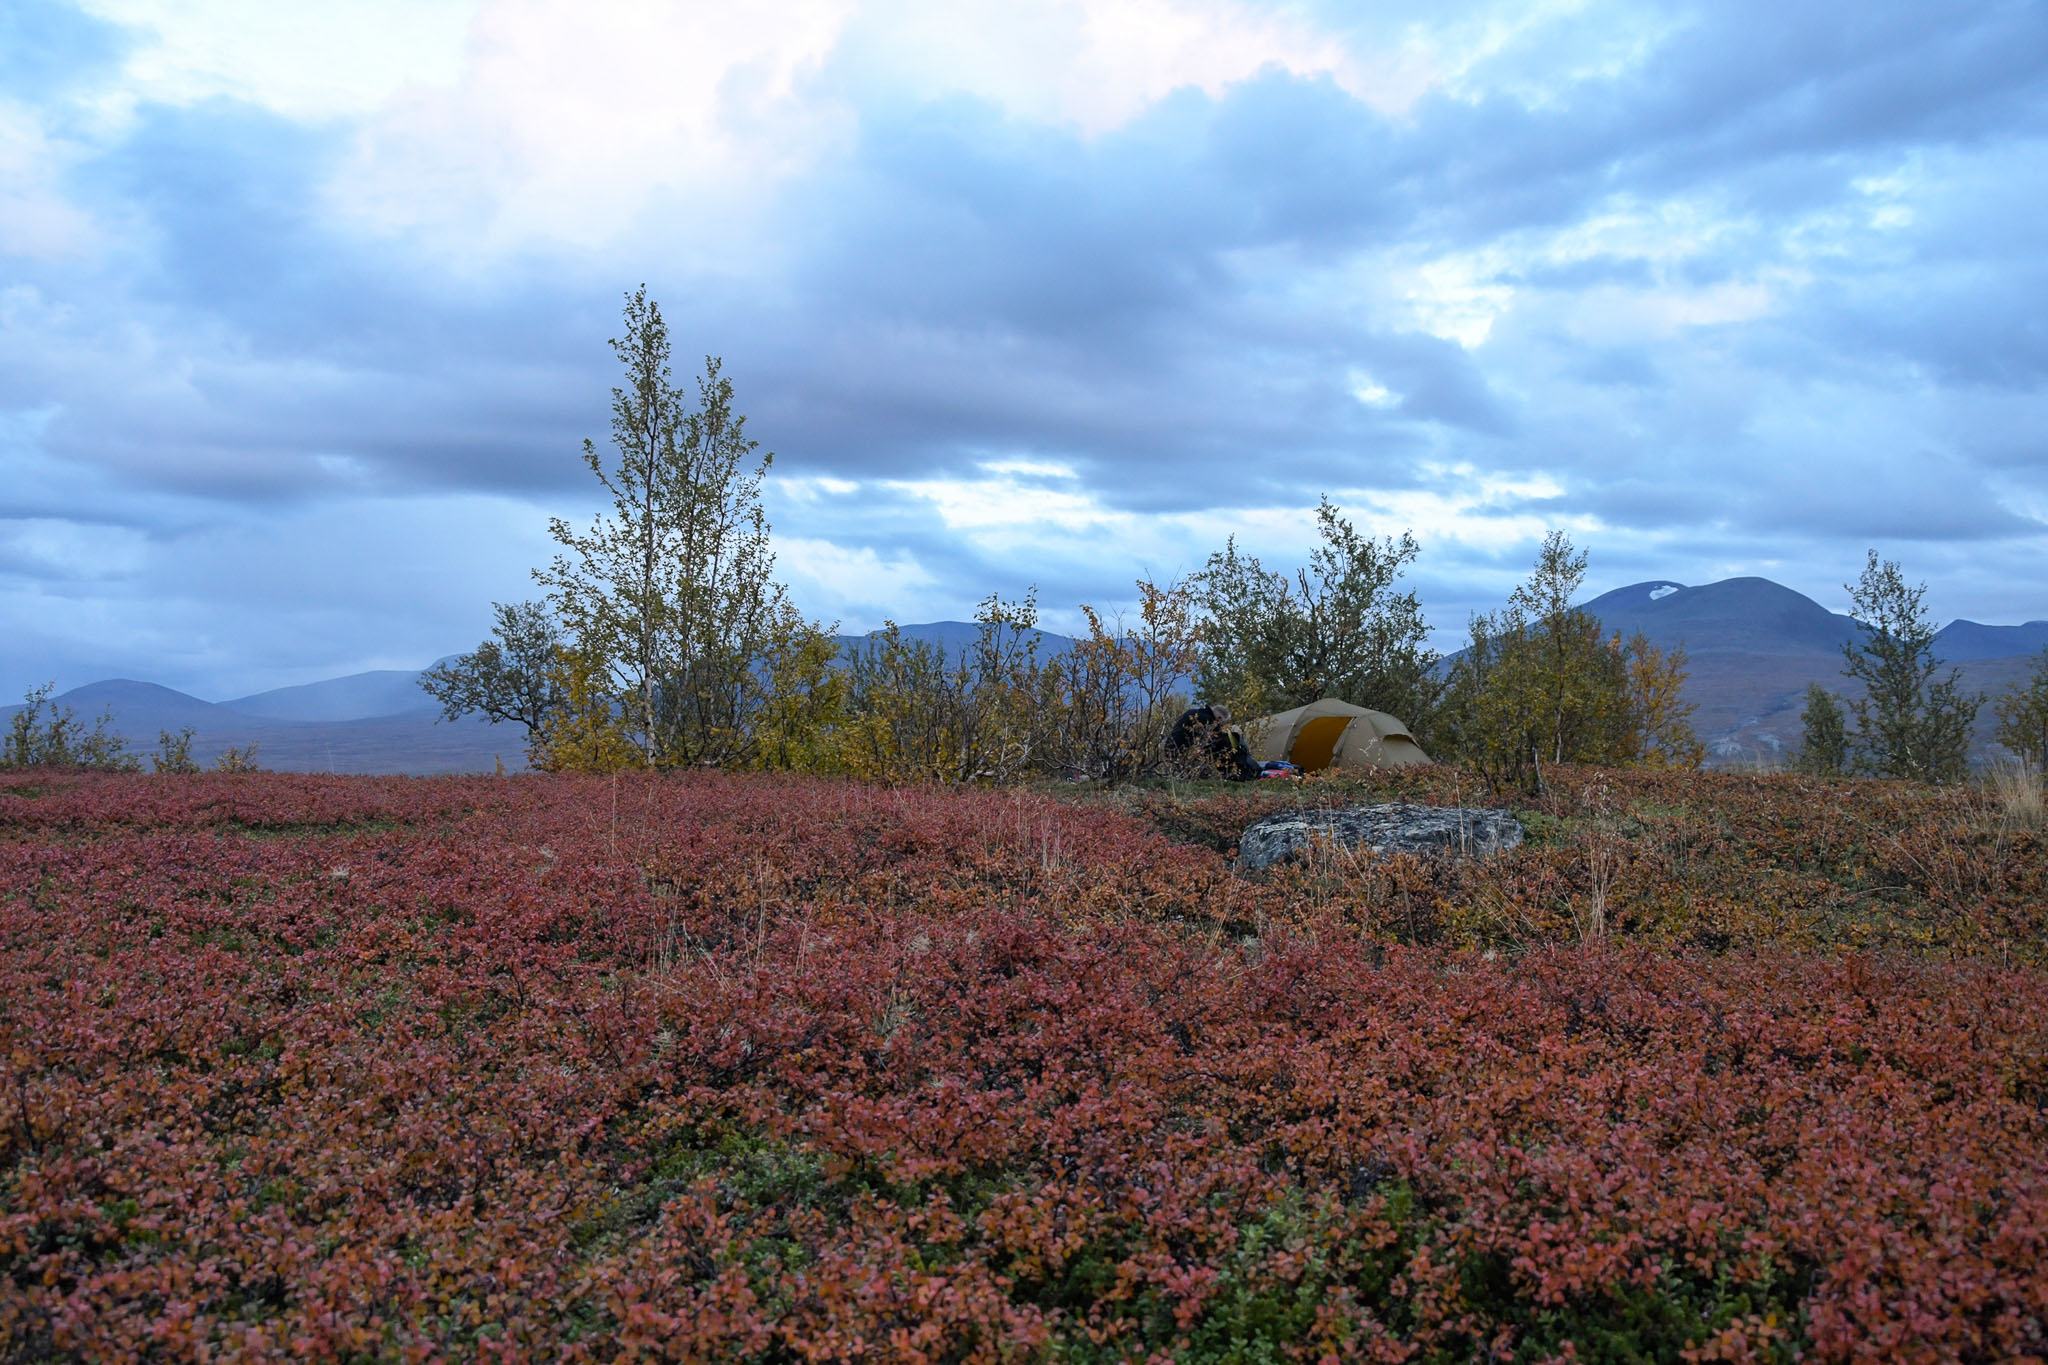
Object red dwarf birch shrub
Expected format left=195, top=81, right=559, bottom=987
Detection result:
left=0, top=768, right=2044, bottom=1362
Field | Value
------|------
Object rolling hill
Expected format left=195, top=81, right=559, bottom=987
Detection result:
left=1, top=677, right=526, bottom=775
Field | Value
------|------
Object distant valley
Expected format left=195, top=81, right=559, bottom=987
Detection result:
left=6, top=578, right=2041, bottom=773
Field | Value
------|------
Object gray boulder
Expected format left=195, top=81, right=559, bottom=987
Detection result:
left=1238, top=803, right=1524, bottom=872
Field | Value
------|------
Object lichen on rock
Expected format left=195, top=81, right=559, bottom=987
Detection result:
left=1238, top=802, right=1524, bottom=871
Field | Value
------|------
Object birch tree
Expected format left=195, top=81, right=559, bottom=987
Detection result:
left=1840, top=551, right=1979, bottom=783
left=535, top=286, right=796, bottom=768
left=1442, top=531, right=1697, bottom=788
left=1194, top=499, right=1437, bottom=731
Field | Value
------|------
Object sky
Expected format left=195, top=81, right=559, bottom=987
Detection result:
left=3, top=0, right=2045, bottom=700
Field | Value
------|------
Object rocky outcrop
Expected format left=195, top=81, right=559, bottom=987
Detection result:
left=1238, top=803, right=1524, bottom=872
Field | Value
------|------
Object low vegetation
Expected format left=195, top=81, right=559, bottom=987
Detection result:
left=2, top=684, right=134, bottom=772
left=1995, top=649, right=2048, bottom=771
left=3, top=767, right=2046, bottom=1361
left=2, top=700, right=260, bottom=777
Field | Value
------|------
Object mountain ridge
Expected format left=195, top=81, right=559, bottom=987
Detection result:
left=220, top=669, right=448, bottom=722
left=1576, top=579, right=2041, bottom=760
left=6, top=586, right=2042, bottom=773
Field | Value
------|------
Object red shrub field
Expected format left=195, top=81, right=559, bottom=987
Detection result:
left=3, top=769, right=2046, bottom=1362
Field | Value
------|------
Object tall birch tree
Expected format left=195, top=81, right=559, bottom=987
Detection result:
left=535, top=286, right=795, bottom=768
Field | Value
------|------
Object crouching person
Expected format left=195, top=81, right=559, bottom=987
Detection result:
left=1167, top=704, right=1263, bottom=781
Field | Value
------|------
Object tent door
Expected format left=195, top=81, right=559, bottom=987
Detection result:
left=1290, top=716, right=1352, bottom=772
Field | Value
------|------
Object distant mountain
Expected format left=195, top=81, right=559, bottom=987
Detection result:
left=1582, top=578, right=1863, bottom=657
left=31, top=679, right=243, bottom=732
left=2, top=677, right=525, bottom=775
left=1931, top=620, right=2048, bottom=662
left=221, top=668, right=443, bottom=723
left=1577, top=579, right=2042, bottom=763
left=831, top=621, right=1079, bottom=662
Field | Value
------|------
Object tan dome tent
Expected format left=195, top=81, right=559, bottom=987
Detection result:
left=1243, top=698, right=1432, bottom=772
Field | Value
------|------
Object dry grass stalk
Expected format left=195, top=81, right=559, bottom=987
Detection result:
left=1576, top=782, right=1622, bottom=943
left=1987, top=759, right=2045, bottom=834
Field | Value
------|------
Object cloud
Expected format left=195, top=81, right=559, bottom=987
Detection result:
left=774, top=535, right=943, bottom=628
left=0, top=0, right=130, bottom=103
left=828, top=0, right=1440, bottom=134
left=0, top=105, right=105, bottom=260
left=329, top=0, right=856, bottom=254
left=0, top=488, right=559, bottom=697
left=75, top=0, right=474, bottom=120
left=2, top=0, right=2046, bottom=697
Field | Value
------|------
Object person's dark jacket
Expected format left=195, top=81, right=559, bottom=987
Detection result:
left=1168, top=706, right=1263, bottom=781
